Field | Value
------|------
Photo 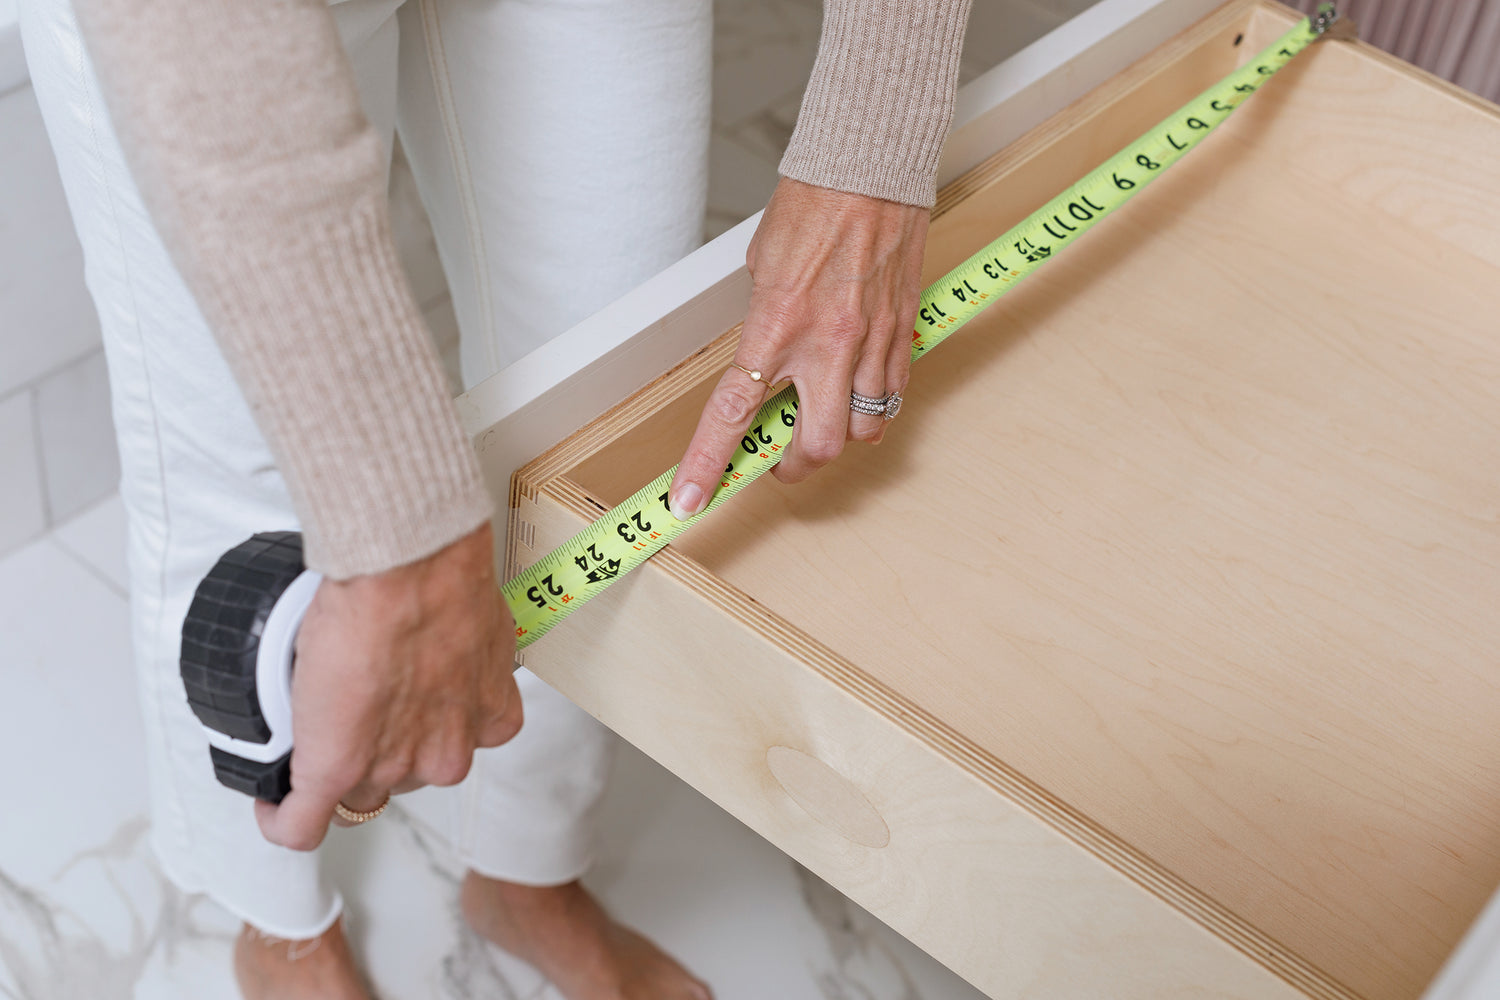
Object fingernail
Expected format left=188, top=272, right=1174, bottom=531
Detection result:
left=669, top=483, right=705, bottom=521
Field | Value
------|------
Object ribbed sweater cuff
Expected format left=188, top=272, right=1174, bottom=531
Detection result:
left=200, top=192, right=494, bottom=579
left=780, top=0, right=972, bottom=208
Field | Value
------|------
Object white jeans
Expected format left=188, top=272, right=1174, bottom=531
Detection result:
left=20, top=0, right=710, bottom=938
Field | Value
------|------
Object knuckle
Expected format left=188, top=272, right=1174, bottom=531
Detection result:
left=301, top=755, right=363, bottom=797
left=709, top=380, right=764, bottom=427
left=824, top=310, right=865, bottom=347
left=425, top=746, right=475, bottom=787
left=369, top=755, right=411, bottom=792
left=800, top=433, right=844, bottom=466
left=848, top=419, right=882, bottom=443
left=749, top=295, right=803, bottom=335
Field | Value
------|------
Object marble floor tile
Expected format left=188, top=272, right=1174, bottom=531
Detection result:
left=0, top=535, right=143, bottom=876
left=707, top=132, right=784, bottom=229
left=1, top=511, right=987, bottom=998
left=960, top=0, right=1074, bottom=84
left=0, top=533, right=220, bottom=998
left=712, top=0, right=822, bottom=129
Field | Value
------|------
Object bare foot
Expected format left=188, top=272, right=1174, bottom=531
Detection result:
left=233, top=917, right=370, bottom=1000
left=460, top=872, right=712, bottom=1000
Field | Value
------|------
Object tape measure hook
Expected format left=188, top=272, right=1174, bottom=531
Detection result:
left=1311, top=3, right=1356, bottom=41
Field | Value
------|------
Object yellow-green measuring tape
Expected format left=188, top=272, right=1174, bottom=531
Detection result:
left=504, top=6, right=1342, bottom=649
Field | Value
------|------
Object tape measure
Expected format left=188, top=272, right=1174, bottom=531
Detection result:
left=503, top=7, right=1342, bottom=648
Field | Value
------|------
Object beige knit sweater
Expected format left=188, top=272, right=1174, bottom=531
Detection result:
left=76, top=0, right=972, bottom=579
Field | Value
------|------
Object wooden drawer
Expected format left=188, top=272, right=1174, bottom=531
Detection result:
left=465, top=2, right=1500, bottom=997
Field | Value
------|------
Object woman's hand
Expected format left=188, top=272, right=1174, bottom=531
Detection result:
left=254, top=522, right=523, bottom=850
left=667, top=178, right=930, bottom=518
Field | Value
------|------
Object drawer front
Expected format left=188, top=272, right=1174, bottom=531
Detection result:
left=511, top=489, right=1308, bottom=1000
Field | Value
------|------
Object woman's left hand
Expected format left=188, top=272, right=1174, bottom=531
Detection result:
left=667, top=177, right=930, bottom=519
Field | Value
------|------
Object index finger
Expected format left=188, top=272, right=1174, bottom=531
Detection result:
left=668, top=362, right=772, bottom=520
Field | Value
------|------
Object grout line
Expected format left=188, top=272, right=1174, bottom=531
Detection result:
left=0, top=342, right=106, bottom=411
left=50, top=534, right=128, bottom=600
left=27, top=386, right=54, bottom=530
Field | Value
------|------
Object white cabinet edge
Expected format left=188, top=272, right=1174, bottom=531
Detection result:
left=1423, top=887, right=1500, bottom=1000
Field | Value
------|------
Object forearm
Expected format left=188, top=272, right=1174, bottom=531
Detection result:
left=75, top=0, right=492, bottom=578
left=781, top=0, right=973, bottom=208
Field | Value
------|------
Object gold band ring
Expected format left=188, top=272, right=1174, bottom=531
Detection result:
left=334, top=795, right=390, bottom=824
left=729, top=363, right=769, bottom=384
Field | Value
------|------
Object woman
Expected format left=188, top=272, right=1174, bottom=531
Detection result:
left=19, top=0, right=971, bottom=995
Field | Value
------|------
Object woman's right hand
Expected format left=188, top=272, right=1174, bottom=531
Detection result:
left=254, top=522, right=523, bottom=850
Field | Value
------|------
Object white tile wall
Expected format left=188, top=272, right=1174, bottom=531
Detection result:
left=0, top=391, right=45, bottom=553
left=34, top=350, right=119, bottom=524
left=0, top=75, right=116, bottom=558
left=712, top=0, right=822, bottom=126
left=0, top=0, right=24, bottom=96
left=0, top=85, right=102, bottom=400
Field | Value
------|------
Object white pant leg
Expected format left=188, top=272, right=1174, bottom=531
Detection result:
left=18, top=0, right=403, bottom=938
left=391, top=0, right=711, bottom=882
left=394, top=0, right=712, bottom=383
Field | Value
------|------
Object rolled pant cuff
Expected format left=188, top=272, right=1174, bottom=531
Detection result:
left=151, top=828, right=344, bottom=940
left=459, top=830, right=595, bottom=888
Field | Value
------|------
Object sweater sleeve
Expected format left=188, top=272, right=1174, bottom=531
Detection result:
left=780, top=0, right=973, bottom=208
left=74, top=0, right=494, bottom=579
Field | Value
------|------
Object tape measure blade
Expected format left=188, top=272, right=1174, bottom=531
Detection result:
left=504, top=14, right=1328, bottom=646
left=912, top=16, right=1321, bottom=360
left=507, top=385, right=801, bottom=647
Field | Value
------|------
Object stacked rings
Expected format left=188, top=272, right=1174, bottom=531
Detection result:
left=850, top=390, right=903, bottom=420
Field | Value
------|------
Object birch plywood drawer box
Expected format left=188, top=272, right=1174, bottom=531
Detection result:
left=478, top=3, right=1500, bottom=997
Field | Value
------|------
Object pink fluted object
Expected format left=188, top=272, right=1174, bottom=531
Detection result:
left=1292, top=0, right=1500, bottom=102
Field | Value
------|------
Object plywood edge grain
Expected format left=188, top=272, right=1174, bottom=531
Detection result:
left=509, top=327, right=742, bottom=503
left=510, top=484, right=1317, bottom=1000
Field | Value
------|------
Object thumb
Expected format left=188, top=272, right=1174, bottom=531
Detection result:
left=255, top=779, right=341, bottom=852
